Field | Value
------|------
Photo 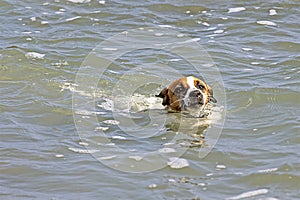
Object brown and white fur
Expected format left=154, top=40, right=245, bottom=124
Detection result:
left=156, top=76, right=217, bottom=115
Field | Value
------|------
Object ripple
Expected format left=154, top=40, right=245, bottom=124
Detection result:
left=228, top=7, right=246, bottom=13
left=168, top=157, right=189, bottom=169
left=1, top=0, right=300, bottom=199
left=226, top=189, right=268, bottom=200
left=25, top=52, right=45, bottom=59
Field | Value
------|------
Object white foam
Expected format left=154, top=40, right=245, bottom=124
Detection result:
left=129, top=94, right=164, bottom=111
left=202, top=22, right=210, bottom=26
left=168, top=157, right=189, bottom=169
left=148, top=184, right=157, bottom=189
left=163, top=142, right=175, bottom=146
left=66, top=16, right=82, bottom=22
left=226, top=189, right=268, bottom=200
left=22, top=31, right=32, bottom=34
left=112, top=135, right=126, bottom=140
left=269, top=9, right=277, bottom=16
left=102, top=47, right=118, bottom=51
left=128, top=156, right=143, bottom=161
left=90, top=18, right=100, bottom=22
left=242, top=47, right=253, bottom=51
left=25, top=52, right=45, bottom=59
left=95, top=126, right=109, bottom=131
left=203, top=63, right=214, bottom=67
left=99, top=155, right=116, bottom=160
left=97, top=98, right=113, bottom=111
left=258, top=167, right=278, bottom=173
left=257, top=20, right=277, bottom=26
left=79, top=142, right=89, bottom=146
left=158, top=148, right=176, bottom=153
left=103, top=120, right=120, bottom=125
left=168, top=58, right=182, bottom=62
left=214, top=29, right=224, bottom=34
left=41, top=21, right=48, bottom=25
left=183, top=38, right=201, bottom=43
left=207, top=27, right=217, bottom=31
left=155, top=33, right=164, bottom=36
left=228, top=7, right=246, bottom=13
left=98, top=0, right=105, bottom=4
left=67, top=0, right=91, bottom=3
left=68, top=147, right=99, bottom=154
left=75, top=110, right=105, bottom=116
left=158, top=25, right=173, bottom=28
left=168, top=179, right=176, bottom=183
left=216, top=164, right=226, bottom=170
left=55, top=154, right=64, bottom=158
left=30, top=17, right=36, bottom=21
left=51, top=60, right=69, bottom=67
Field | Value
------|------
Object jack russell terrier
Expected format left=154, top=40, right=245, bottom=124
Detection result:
left=156, top=76, right=217, bottom=115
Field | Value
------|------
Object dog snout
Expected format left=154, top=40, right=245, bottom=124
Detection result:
left=190, top=90, right=202, bottom=97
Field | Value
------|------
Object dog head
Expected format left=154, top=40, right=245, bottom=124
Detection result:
left=156, top=76, right=217, bottom=113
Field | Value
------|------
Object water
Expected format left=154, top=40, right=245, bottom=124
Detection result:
left=1, top=0, right=299, bottom=199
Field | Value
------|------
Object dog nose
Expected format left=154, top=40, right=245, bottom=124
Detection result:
left=191, top=90, right=201, bottom=97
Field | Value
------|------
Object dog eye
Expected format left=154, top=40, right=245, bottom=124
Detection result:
left=174, top=83, right=185, bottom=93
left=175, top=86, right=183, bottom=93
left=198, top=84, right=205, bottom=90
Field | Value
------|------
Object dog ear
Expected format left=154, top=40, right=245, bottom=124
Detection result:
left=156, top=87, right=170, bottom=106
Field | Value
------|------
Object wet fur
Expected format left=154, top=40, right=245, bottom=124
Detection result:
left=156, top=76, right=216, bottom=112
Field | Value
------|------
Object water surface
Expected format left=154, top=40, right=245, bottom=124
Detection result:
left=1, top=0, right=299, bottom=199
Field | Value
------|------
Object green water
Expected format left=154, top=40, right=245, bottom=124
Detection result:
left=1, top=0, right=299, bottom=199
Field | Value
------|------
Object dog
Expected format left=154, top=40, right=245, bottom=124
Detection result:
left=156, top=76, right=217, bottom=116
